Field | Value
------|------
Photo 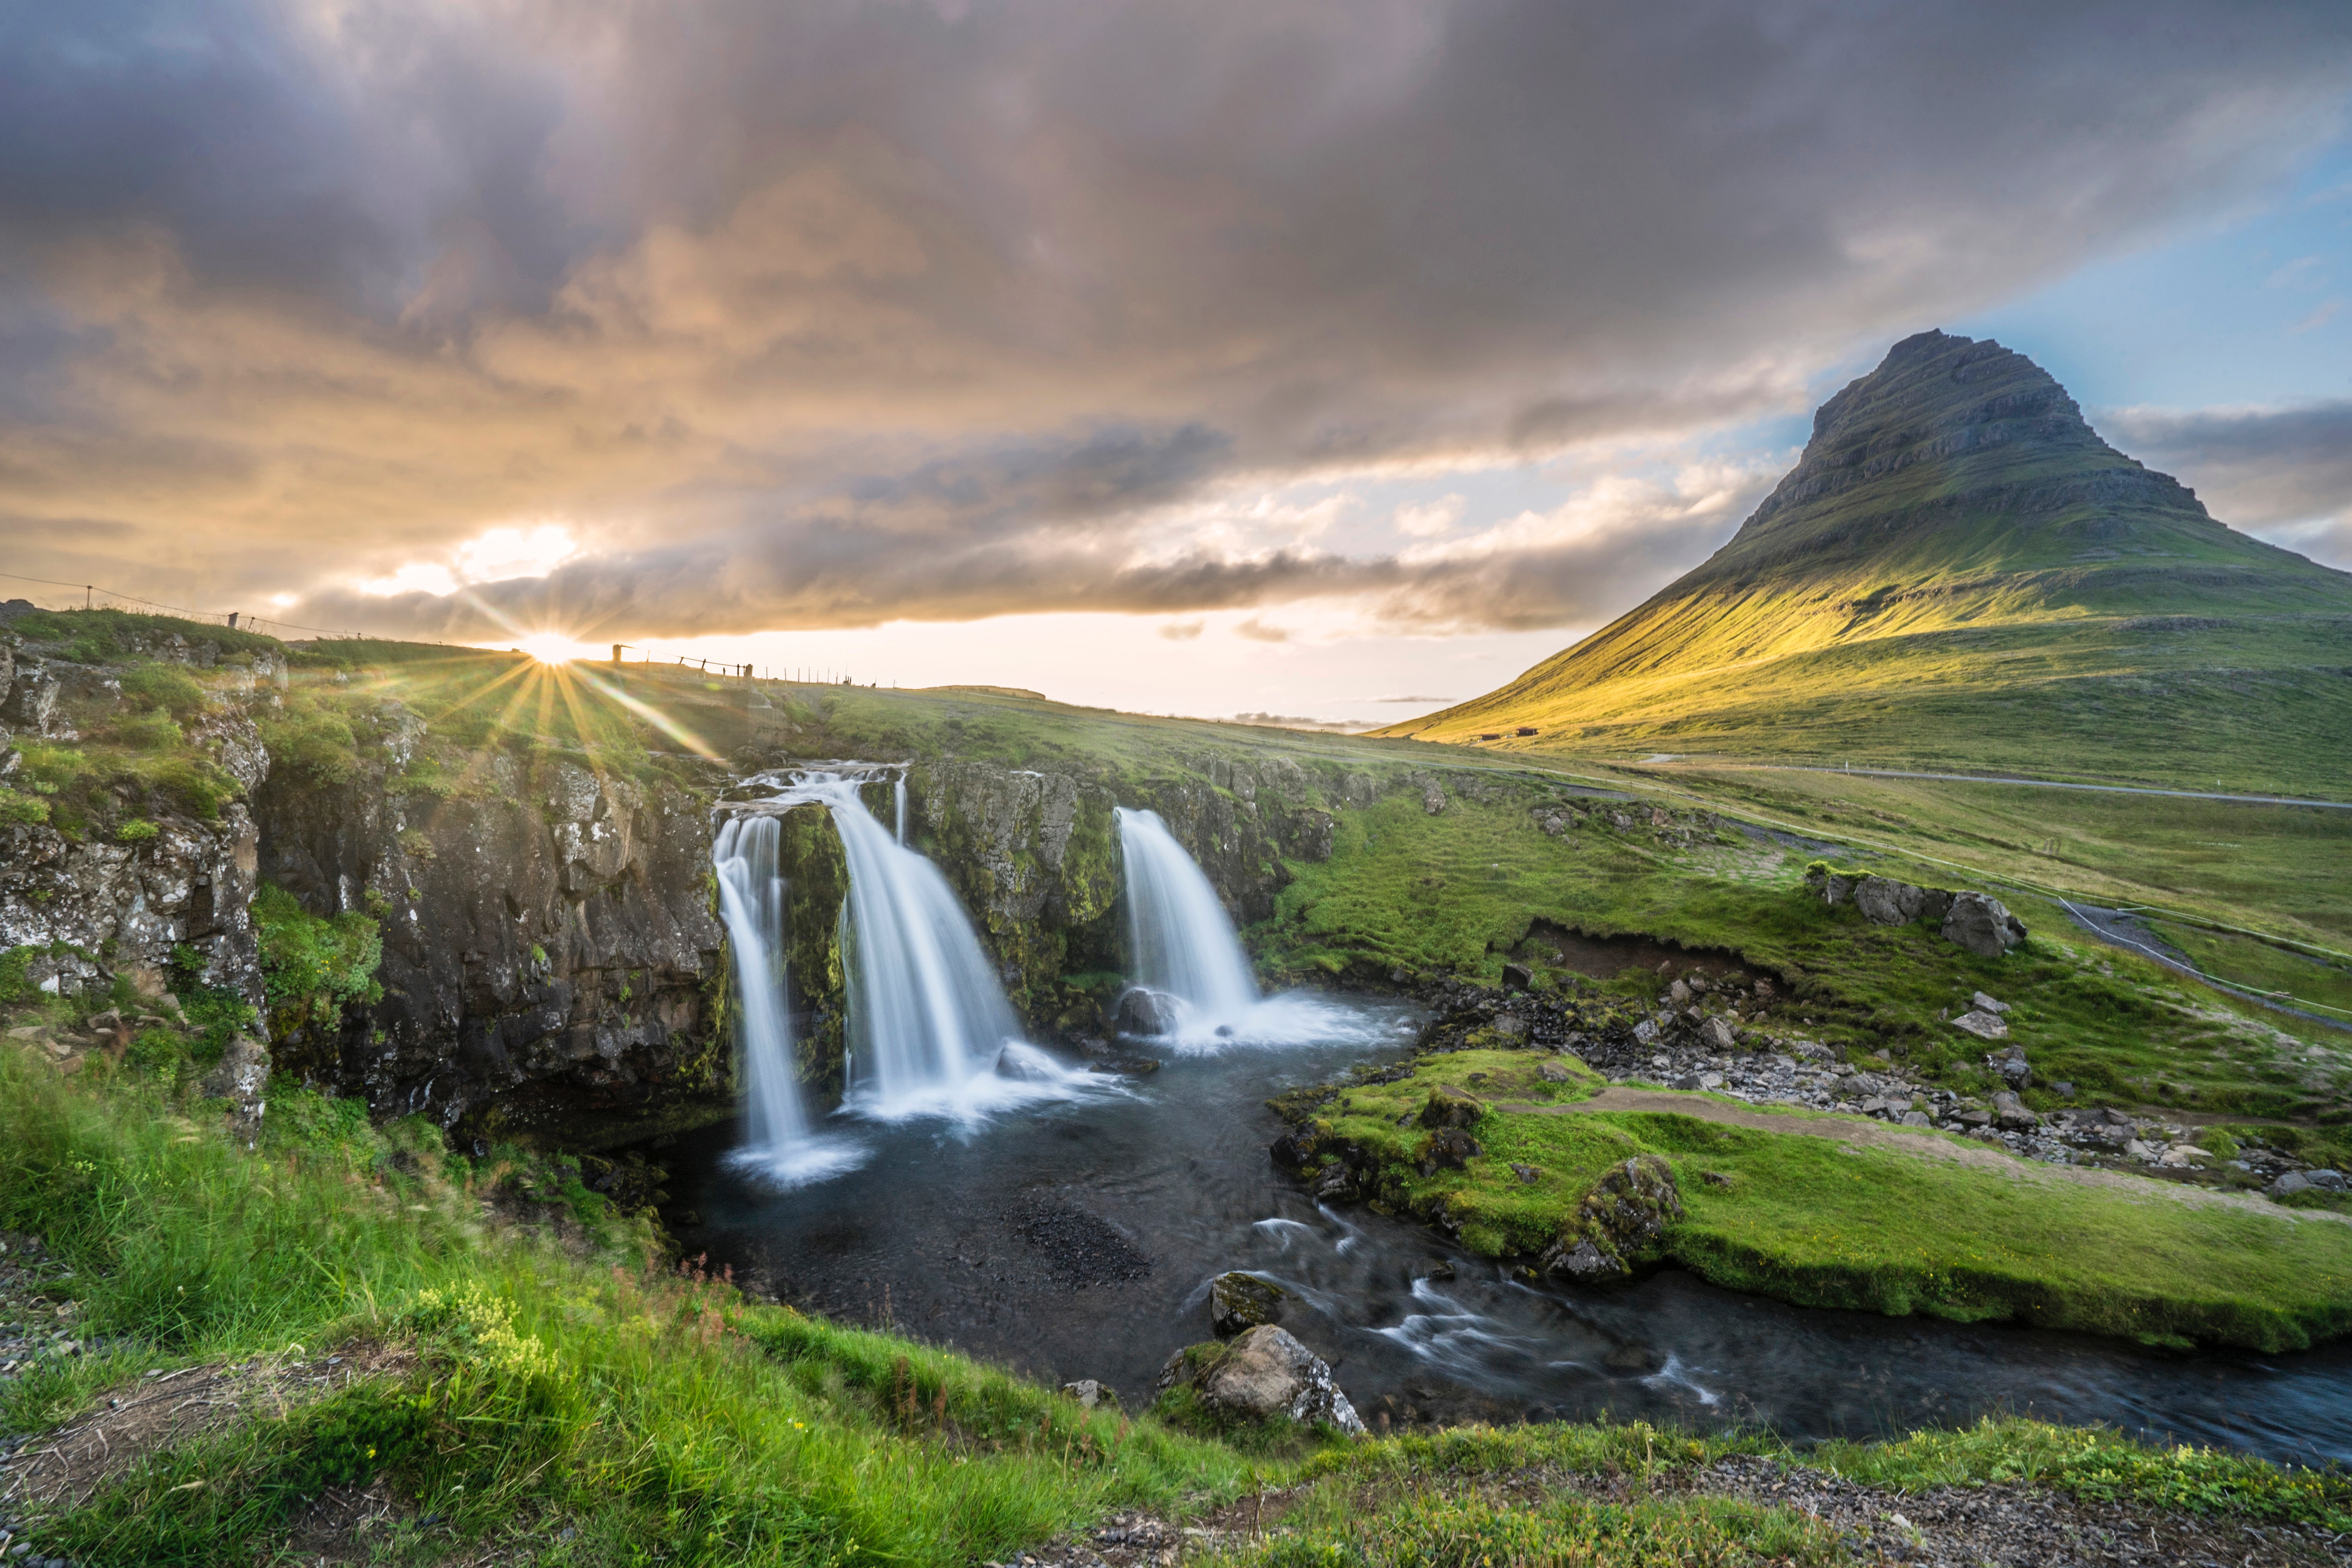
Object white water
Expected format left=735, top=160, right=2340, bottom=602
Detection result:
left=1115, top=805, right=1354, bottom=1048
left=738, top=772, right=1114, bottom=1127
left=711, top=817, right=866, bottom=1187
left=894, top=774, right=907, bottom=845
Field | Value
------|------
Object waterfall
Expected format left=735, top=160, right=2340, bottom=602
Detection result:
left=1116, top=807, right=1260, bottom=1033
left=712, top=816, right=864, bottom=1186
left=792, top=774, right=1102, bottom=1122
left=894, top=773, right=907, bottom=845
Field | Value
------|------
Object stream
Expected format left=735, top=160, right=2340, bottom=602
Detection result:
left=661, top=1000, right=2352, bottom=1469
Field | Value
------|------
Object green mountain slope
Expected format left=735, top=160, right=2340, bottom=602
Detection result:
left=1384, top=331, right=2352, bottom=795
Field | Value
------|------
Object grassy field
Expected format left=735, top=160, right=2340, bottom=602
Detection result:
left=1256, top=785, right=2352, bottom=1121
left=1282, top=1048, right=2352, bottom=1351
left=3, top=1031, right=2347, bottom=1564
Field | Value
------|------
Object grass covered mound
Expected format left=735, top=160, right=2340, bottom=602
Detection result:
left=1279, top=1050, right=2352, bottom=1352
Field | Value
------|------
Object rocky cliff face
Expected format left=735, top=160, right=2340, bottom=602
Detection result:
left=256, top=735, right=731, bottom=1145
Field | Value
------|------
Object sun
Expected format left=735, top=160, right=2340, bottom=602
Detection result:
left=512, top=633, right=598, bottom=665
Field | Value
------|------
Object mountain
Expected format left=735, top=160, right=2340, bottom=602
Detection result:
left=1382, top=331, right=2352, bottom=794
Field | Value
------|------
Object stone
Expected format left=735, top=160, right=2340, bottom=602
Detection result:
left=1667, top=979, right=1692, bottom=1006
left=1113, top=987, right=1177, bottom=1037
left=1537, top=1155, right=1682, bottom=1282
left=2310, top=1170, right=2349, bottom=1193
left=1900, top=1111, right=1931, bottom=1128
left=1418, top=1086, right=1485, bottom=1130
left=1420, top=1126, right=1481, bottom=1173
left=1672, top=1073, right=1705, bottom=1091
left=2051, top=1080, right=2075, bottom=1098
left=1942, top=892, right=2028, bottom=958
left=2123, top=1139, right=2158, bottom=1162
left=1197, top=1326, right=1367, bottom=1435
left=2159, top=1146, right=2210, bottom=1167
left=1854, top=876, right=1926, bottom=926
left=1970, top=991, right=2010, bottom=1015
left=199, top=1034, right=270, bottom=1138
left=1510, top=1162, right=1542, bottom=1185
left=1631, top=1019, right=1658, bottom=1045
left=1490, top=1014, right=1528, bottom=1041
left=1951, top=1011, right=2008, bottom=1041
left=1701, top=1016, right=1737, bottom=1052
left=1060, top=1379, right=1119, bottom=1410
left=1209, top=1271, right=1289, bottom=1337
left=1990, top=1090, right=2038, bottom=1130
left=1986, top=1050, right=2030, bottom=1088
left=1537, top=1062, right=1573, bottom=1083
left=2272, top=1172, right=2314, bottom=1198
left=1502, top=963, right=1533, bottom=992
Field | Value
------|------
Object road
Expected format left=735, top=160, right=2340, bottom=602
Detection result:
left=1668, top=762, right=2352, bottom=810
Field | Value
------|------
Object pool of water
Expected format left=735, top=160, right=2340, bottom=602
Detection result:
left=661, top=995, right=2352, bottom=1466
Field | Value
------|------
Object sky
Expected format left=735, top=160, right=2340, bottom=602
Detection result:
left=3, top=1, right=2351, bottom=727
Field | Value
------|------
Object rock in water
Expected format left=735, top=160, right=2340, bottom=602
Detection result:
left=1113, top=987, right=1178, bottom=1036
left=1209, top=1272, right=1288, bottom=1337
left=1943, top=892, right=2027, bottom=958
left=1538, top=1155, right=1683, bottom=1282
left=1197, top=1326, right=1367, bottom=1435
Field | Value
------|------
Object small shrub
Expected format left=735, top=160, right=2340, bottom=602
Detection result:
left=2201, top=1127, right=2240, bottom=1161
left=0, top=946, right=37, bottom=1005
left=0, top=788, right=49, bottom=826
left=110, top=711, right=185, bottom=752
left=115, top=818, right=159, bottom=844
left=254, top=883, right=384, bottom=1035
left=257, top=700, right=360, bottom=786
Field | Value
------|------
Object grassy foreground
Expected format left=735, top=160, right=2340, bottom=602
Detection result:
left=4, top=1038, right=2349, bottom=1563
left=1285, top=1049, right=2352, bottom=1351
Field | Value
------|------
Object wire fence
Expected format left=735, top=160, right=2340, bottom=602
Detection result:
left=0, top=569, right=889, bottom=687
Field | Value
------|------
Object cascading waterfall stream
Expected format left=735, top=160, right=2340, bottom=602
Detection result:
left=711, top=816, right=864, bottom=1187
left=733, top=769, right=1109, bottom=1130
left=1117, top=807, right=1259, bottom=1026
left=1115, top=804, right=1342, bottom=1047
left=894, top=773, right=907, bottom=845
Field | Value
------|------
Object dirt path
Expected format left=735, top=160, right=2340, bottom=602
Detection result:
left=1502, top=1088, right=2350, bottom=1225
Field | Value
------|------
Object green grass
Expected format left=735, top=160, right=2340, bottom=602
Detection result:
left=5, top=1013, right=2347, bottom=1561
left=1256, top=787, right=2350, bottom=1118
left=0, top=1040, right=1266, bottom=1565
left=1289, top=1051, right=2352, bottom=1351
left=1200, top=1416, right=2352, bottom=1566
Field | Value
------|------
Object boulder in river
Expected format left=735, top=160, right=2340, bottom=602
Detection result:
left=1191, top=1325, right=1367, bottom=1436
left=1114, top=987, right=1178, bottom=1036
left=1209, top=1271, right=1289, bottom=1337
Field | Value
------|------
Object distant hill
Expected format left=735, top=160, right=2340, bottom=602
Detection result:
left=1382, top=331, right=2352, bottom=795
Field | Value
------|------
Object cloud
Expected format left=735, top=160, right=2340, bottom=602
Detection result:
left=2105, top=400, right=2352, bottom=569
left=1157, top=619, right=1205, bottom=640
left=1393, top=495, right=1467, bottom=538
left=1234, top=618, right=1292, bottom=642
left=2, top=0, right=2349, bottom=635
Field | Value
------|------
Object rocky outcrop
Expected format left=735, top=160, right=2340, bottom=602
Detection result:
left=255, top=745, right=729, bottom=1143
left=0, top=808, right=263, bottom=1005
left=1943, top=892, right=2028, bottom=959
left=1805, top=868, right=2027, bottom=958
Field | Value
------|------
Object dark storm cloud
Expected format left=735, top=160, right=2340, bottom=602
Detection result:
left=2107, top=401, right=2352, bottom=530
left=4, top=0, right=2350, bottom=632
